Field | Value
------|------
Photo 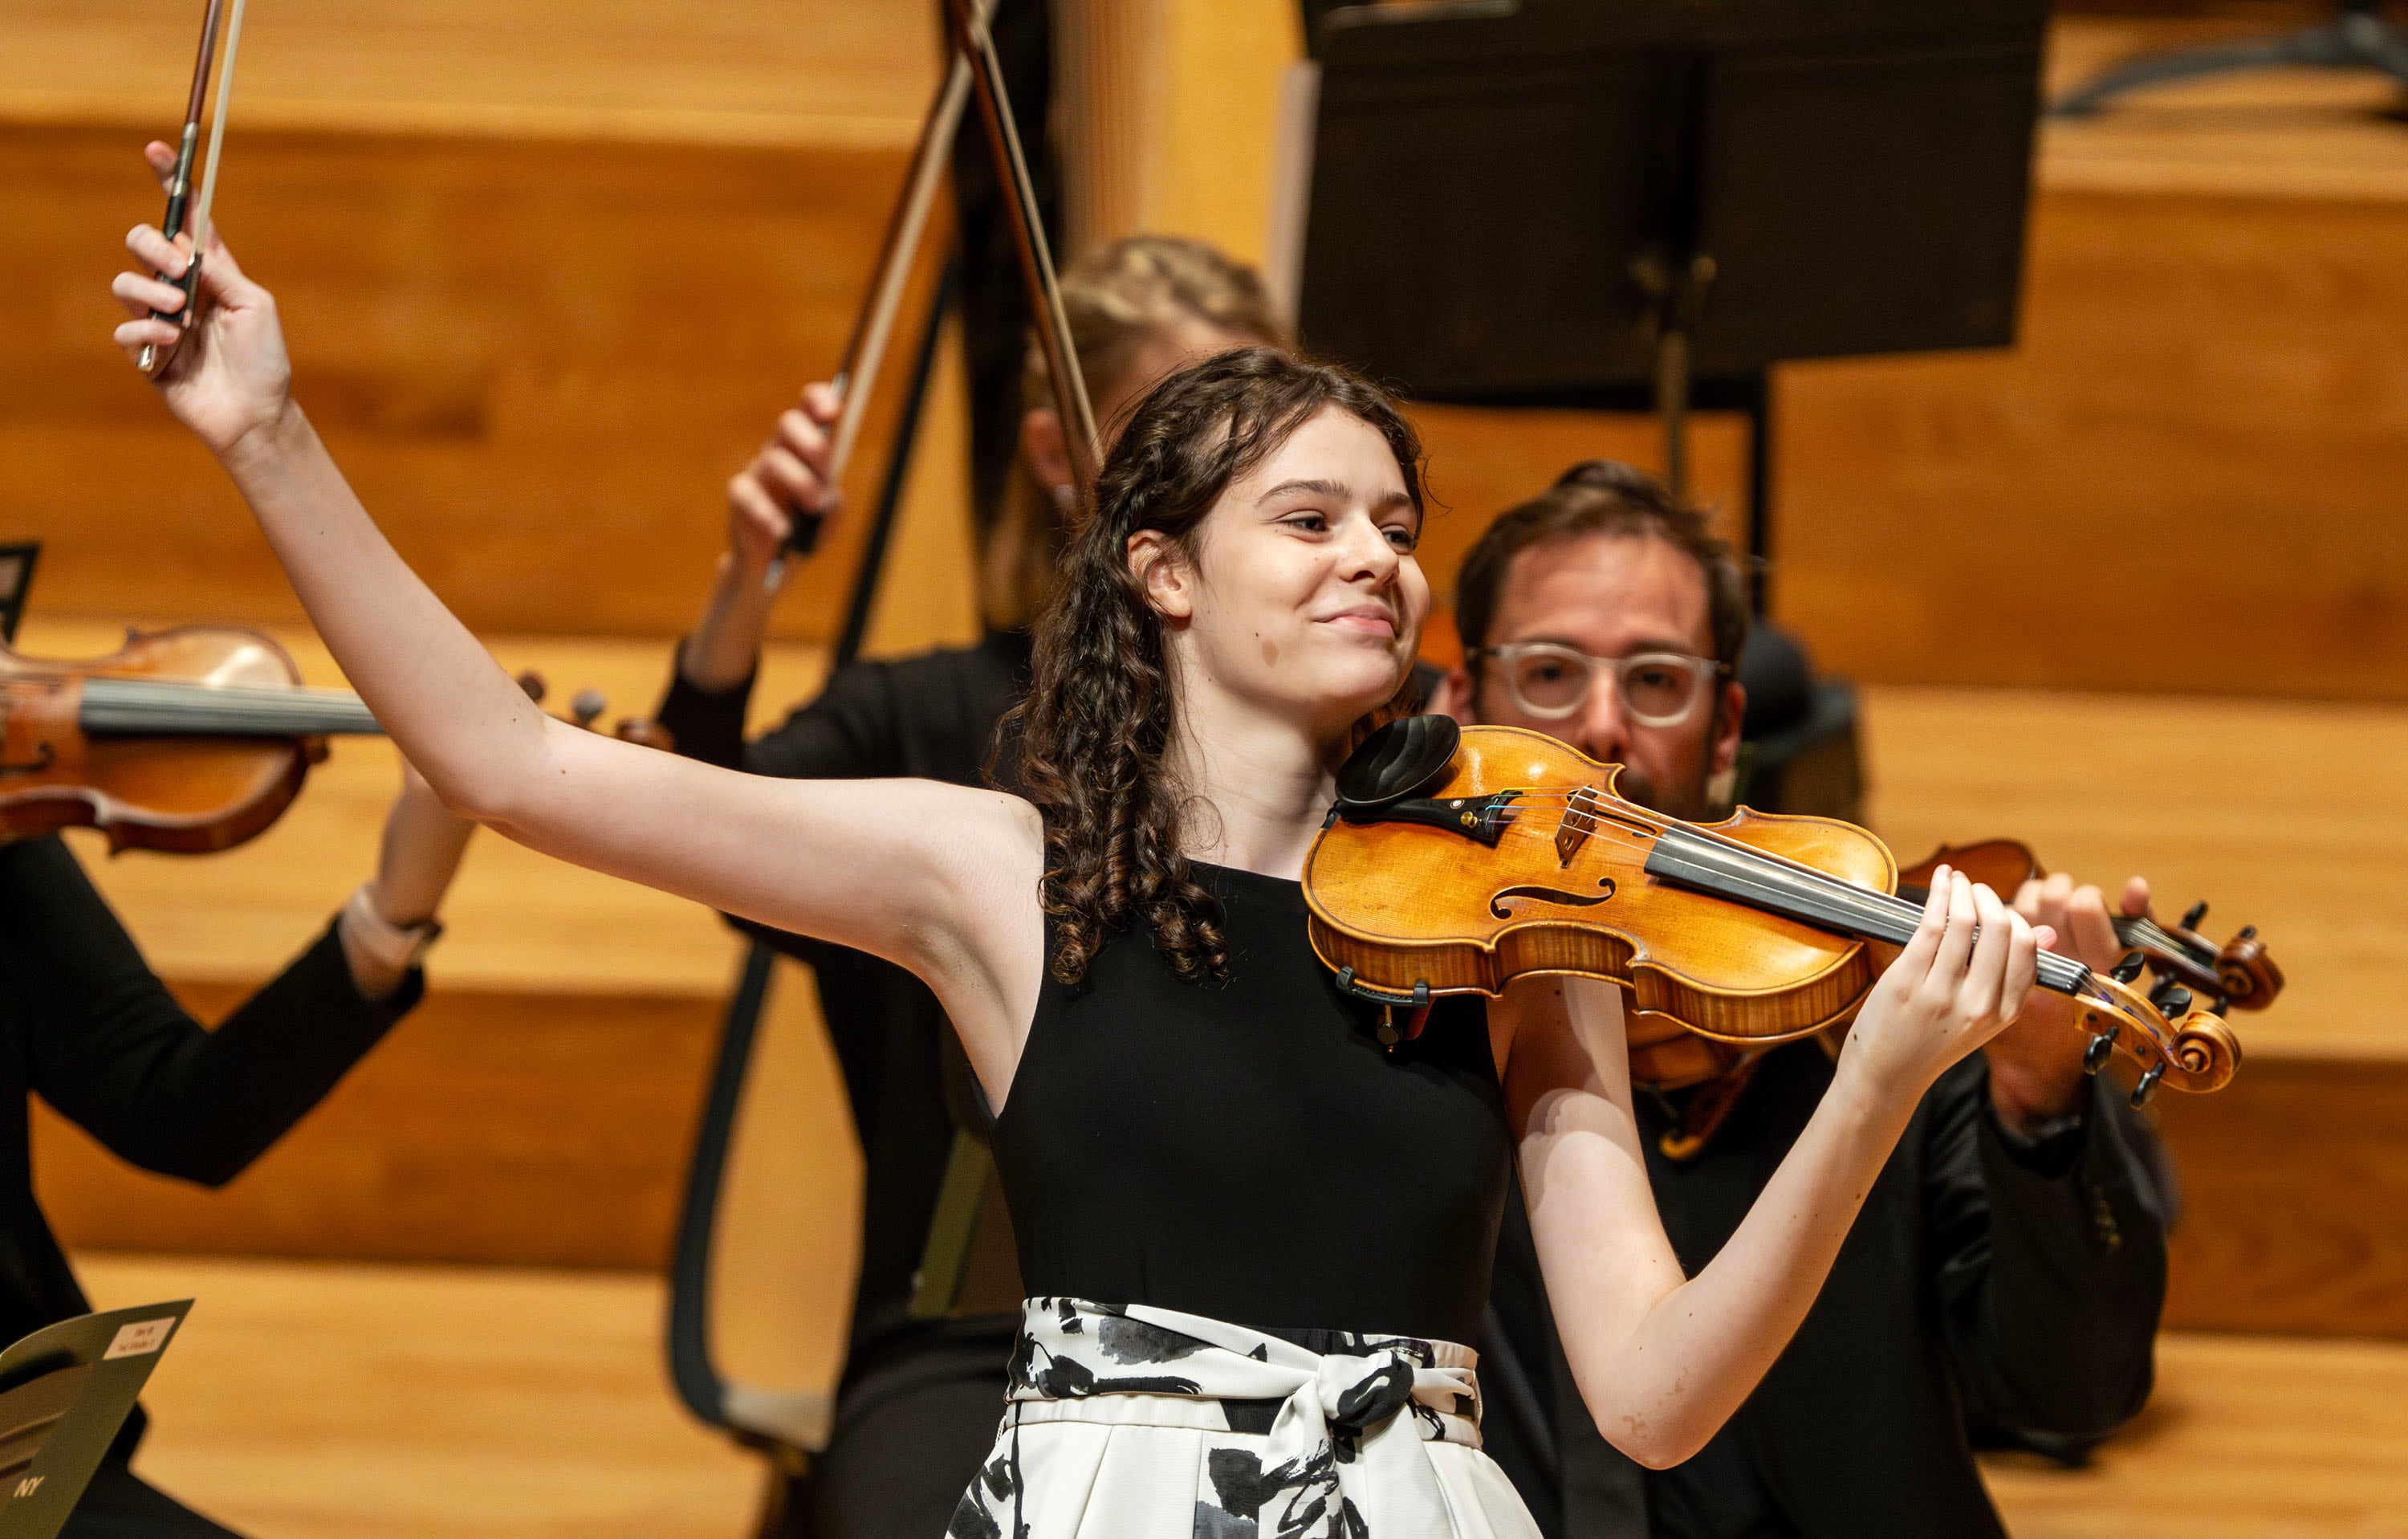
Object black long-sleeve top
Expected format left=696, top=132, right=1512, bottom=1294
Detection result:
left=0, top=833, right=421, bottom=1350
left=652, top=631, right=1031, bottom=1382
left=1487, top=1039, right=2168, bottom=1538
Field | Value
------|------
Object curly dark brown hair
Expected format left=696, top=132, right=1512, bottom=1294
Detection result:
left=1011, top=346, right=1427, bottom=987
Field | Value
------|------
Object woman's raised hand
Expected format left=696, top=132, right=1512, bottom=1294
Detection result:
left=111, top=142, right=293, bottom=458
left=724, top=381, right=843, bottom=575
left=677, top=380, right=845, bottom=690
left=1840, top=867, right=2052, bottom=1105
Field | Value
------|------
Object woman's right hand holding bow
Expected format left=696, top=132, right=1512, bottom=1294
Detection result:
left=111, top=139, right=295, bottom=466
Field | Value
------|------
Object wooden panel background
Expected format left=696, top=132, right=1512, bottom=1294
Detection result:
left=0, top=0, right=935, bottom=145
left=2154, top=1061, right=2408, bottom=1337
left=7, top=10, right=2404, bottom=693
left=32, top=985, right=720, bottom=1268
left=1861, top=685, right=2408, bottom=1065
left=1774, top=185, right=2408, bottom=699
left=0, top=126, right=938, bottom=641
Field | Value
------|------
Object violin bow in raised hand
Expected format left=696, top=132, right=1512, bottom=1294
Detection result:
left=782, top=0, right=1100, bottom=559
left=139, top=0, right=250, bottom=376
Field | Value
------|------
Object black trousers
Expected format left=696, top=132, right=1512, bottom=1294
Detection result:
left=762, top=1343, right=1010, bottom=1539
left=63, top=1457, right=242, bottom=1539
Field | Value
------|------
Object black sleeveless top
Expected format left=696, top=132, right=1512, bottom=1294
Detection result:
left=992, top=862, right=1512, bottom=1346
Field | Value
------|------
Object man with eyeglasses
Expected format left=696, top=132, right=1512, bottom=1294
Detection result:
left=1432, top=460, right=2173, bottom=1539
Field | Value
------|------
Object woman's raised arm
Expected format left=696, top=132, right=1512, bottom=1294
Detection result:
left=1499, top=869, right=2043, bottom=1468
left=108, top=202, right=1043, bottom=1090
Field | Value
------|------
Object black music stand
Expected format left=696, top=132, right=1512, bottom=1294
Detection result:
left=1295, top=0, right=2048, bottom=609
left=0, top=544, right=37, bottom=643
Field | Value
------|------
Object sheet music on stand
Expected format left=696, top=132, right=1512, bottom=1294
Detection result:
left=0, top=1301, right=191, bottom=1538
left=1291, top=0, right=2048, bottom=601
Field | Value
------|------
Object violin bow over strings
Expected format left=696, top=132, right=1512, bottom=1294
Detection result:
left=140, top=0, right=250, bottom=376
left=783, top=0, right=1103, bottom=564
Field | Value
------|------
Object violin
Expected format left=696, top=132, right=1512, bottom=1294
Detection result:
left=0, top=625, right=667, bottom=857
left=1302, top=719, right=2241, bottom=1108
left=1898, top=839, right=2283, bottom=1015
left=1616, top=837, right=2287, bottom=1098
left=1, top=625, right=376, bottom=854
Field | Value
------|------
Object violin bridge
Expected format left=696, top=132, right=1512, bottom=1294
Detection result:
left=1556, top=786, right=1601, bottom=866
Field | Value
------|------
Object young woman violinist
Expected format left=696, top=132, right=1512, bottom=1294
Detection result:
left=110, top=197, right=2045, bottom=1537
left=654, top=236, right=1286, bottom=1539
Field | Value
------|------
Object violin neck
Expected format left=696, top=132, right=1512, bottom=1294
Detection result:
left=1644, top=826, right=2095, bottom=998
left=80, top=676, right=384, bottom=737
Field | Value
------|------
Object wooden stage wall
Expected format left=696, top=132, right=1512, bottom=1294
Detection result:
left=9, top=148, right=2403, bottom=694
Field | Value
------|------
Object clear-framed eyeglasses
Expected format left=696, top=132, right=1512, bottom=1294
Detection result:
left=1471, top=643, right=1729, bottom=727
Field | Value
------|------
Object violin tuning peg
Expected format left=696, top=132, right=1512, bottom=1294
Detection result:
left=2129, top=1062, right=2166, bottom=1108
left=2180, top=900, right=2209, bottom=931
left=2082, top=1029, right=2117, bottom=1076
left=570, top=688, right=606, bottom=728
left=2149, top=979, right=2193, bottom=1017
left=2109, top=952, right=2148, bottom=985
left=613, top=717, right=676, bottom=752
left=2236, top=925, right=2257, bottom=942
left=2207, top=996, right=2231, bottom=1018
left=515, top=670, right=547, bottom=704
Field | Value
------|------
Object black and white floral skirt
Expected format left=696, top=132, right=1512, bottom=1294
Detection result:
left=948, top=1297, right=1540, bottom=1539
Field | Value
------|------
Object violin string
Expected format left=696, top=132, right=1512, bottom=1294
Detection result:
left=79, top=676, right=381, bottom=735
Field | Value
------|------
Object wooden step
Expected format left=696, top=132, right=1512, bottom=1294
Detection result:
left=1981, top=1333, right=2408, bottom=1537
left=0, top=1, right=936, bottom=145
left=72, top=1252, right=2408, bottom=1537
left=1862, top=683, right=2408, bottom=1337
left=0, top=0, right=966, bottom=643
left=1862, top=684, right=2408, bottom=1065
left=76, top=1253, right=763, bottom=1539
left=0, top=122, right=960, bottom=644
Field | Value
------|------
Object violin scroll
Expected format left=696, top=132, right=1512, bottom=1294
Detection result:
left=2217, top=927, right=2283, bottom=1007
left=2068, top=967, right=2243, bottom=1105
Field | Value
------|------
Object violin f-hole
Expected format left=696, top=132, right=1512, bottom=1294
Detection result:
left=1490, top=877, right=1617, bottom=919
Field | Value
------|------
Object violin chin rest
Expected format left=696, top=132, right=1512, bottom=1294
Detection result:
left=1336, top=715, right=1460, bottom=808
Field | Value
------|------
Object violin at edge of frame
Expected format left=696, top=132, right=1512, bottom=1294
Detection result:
left=0, top=625, right=360, bottom=856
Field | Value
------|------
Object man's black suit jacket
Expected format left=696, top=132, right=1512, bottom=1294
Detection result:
left=1487, top=1040, right=2169, bottom=1538
left=0, top=833, right=419, bottom=1351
